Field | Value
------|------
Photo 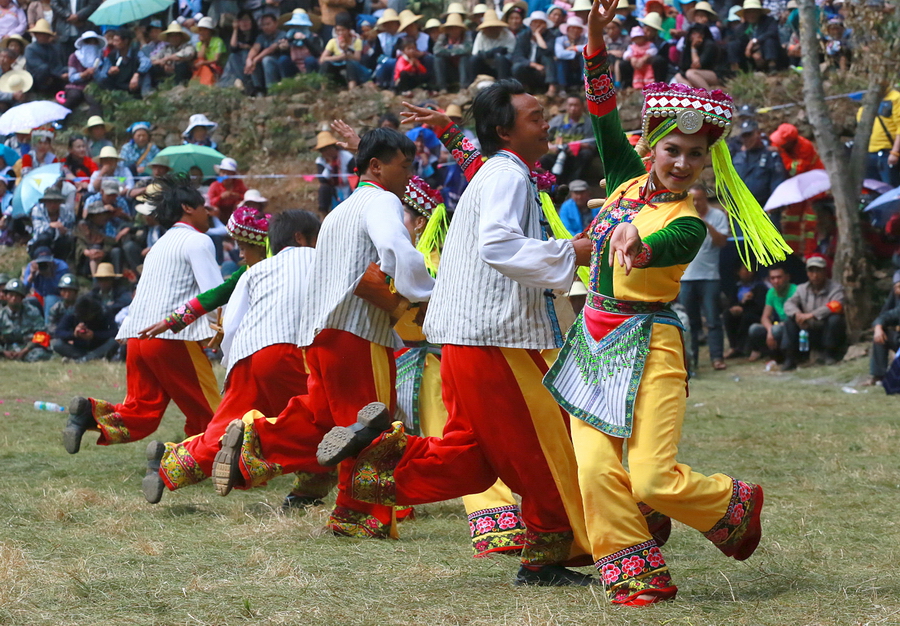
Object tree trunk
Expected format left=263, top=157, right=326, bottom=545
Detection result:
left=798, top=0, right=882, bottom=340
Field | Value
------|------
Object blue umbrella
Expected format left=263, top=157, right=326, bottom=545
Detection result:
left=0, top=143, right=18, bottom=168
left=12, top=163, right=62, bottom=218
left=90, top=0, right=175, bottom=26
left=864, top=185, right=900, bottom=228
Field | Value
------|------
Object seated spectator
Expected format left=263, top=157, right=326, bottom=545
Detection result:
left=207, top=157, right=247, bottom=223
left=191, top=17, right=226, bottom=86
left=0, top=52, right=30, bottom=110
left=83, top=116, right=113, bottom=159
left=723, top=264, right=768, bottom=358
left=132, top=200, right=163, bottom=259
left=61, top=135, right=97, bottom=194
left=182, top=113, right=218, bottom=149
left=554, top=16, right=586, bottom=93
left=502, top=2, right=527, bottom=37
left=245, top=13, right=292, bottom=96
left=320, top=0, right=357, bottom=42
left=691, top=1, right=721, bottom=39
left=434, top=12, right=473, bottom=92
left=47, top=272, right=78, bottom=334
left=89, top=147, right=134, bottom=194
left=24, top=19, right=66, bottom=94
left=74, top=201, right=118, bottom=276
left=512, top=10, right=553, bottom=95
left=558, top=179, right=594, bottom=235
left=0, top=0, right=26, bottom=42
left=119, top=122, right=159, bottom=177
left=822, top=17, right=850, bottom=72
left=781, top=255, right=846, bottom=370
left=768, top=122, right=823, bottom=176
left=314, top=130, right=353, bottom=215
left=0, top=176, right=18, bottom=244
left=220, top=10, right=257, bottom=90
left=470, top=3, right=488, bottom=29
left=150, top=22, right=196, bottom=86
left=423, top=18, right=441, bottom=48
left=748, top=263, right=796, bottom=361
left=140, top=19, right=165, bottom=62
left=641, top=0, right=673, bottom=39
left=372, top=9, right=402, bottom=89
left=0, top=278, right=51, bottom=361
left=540, top=95, right=595, bottom=184
left=547, top=5, right=568, bottom=34
left=61, top=30, right=104, bottom=114
left=0, top=272, right=8, bottom=297
left=50, top=294, right=119, bottom=362
left=320, top=12, right=370, bottom=89
left=602, top=17, right=628, bottom=89
left=623, top=25, right=655, bottom=89
left=396, top=10, right=433, bottom=82
left=241, top=188, right=268, bottom=212
left=98, top=27, right=150, bottom=97
left=672, top=24, right=722, bottom=90
left=867, top=280, right=900, bottom=386
left=620, top=12, right=668, bottom=85
left=89, top=262, right=131, bottom=316
left=18, top=128, right=58, bottom=176
left=284, top=9, right=323, bottom=75
left=28, top=188, right=74, bottom=259
left=22, top=245, right=67, bottom=321
left=471, top=10, right=515, bottom=80
left=0, top=32, right=26, bottom=70
left=393, top=37, right=427, bottom=93
left=727, top=0, right=788, bottom=73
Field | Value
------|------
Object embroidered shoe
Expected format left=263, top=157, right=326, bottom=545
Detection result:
left=62, top=397, right=97, bottom=455
left=704, top=480, right=764, bottom=561
left=212, top=419, right=245, bottom=496
left=513, top=565, right=597, bottom=587
left=611, top=586, right=679, bottom=606
left=142, top=441, right=166, bottom=504
left=281, top=494, right=325, bottom=511
left=316, top=402, right=392, bottom=466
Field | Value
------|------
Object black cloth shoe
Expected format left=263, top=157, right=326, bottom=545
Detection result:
left=513, top=565, right=597, bottom=587
left=212, top=419, right=245, bottom=496
left=63, top=397, right=97, bottom=455
left=281, top=494, right=325, bottom=511
left=316, top=402, right=392, bottom=466
left=779, top=359, right=797, bottom=372
left=142, top=441, right=166, bottom=504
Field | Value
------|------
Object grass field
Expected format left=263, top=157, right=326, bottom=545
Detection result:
left=0, top=353, right=898, bottom=626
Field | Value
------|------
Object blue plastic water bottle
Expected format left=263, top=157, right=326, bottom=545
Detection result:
left=34, top=401, right=65, bottom=412
left=798, top=329, right=809, bottom=353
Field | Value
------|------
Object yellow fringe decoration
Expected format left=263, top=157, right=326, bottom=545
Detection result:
left=710, top=142, right=792, bottom=267
left=540, top=191, right=591, bottom=287
left=416, top=202, right=449, bottom=277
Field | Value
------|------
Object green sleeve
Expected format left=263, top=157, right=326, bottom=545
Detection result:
left=583, top=46, right=646, bottom=193
left=635, top=217, right=707, bottom=268
left=764, top=288, right=776, bottom=309
left=195, top=264, right=246, bottom=312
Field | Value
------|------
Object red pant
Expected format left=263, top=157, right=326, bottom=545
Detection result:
left=91, top=338, right=220, bottom=445
left=160, top=344, right=308, bottom=490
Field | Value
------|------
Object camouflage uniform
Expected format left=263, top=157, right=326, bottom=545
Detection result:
left=0, top=302, right=53, bottom=362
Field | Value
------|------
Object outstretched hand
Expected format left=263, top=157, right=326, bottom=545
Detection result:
left=588, top=0, right=619, bottom=55
left=331, top=119, right=360, bottom=151
left=400, top=101, right=452, bottom=131
left=608, top=222, right=643, bottom=275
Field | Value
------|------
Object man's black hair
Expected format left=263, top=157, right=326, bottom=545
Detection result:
left=269, top=210, right=321, bottom=253
left=114, top=27, right=134, bottom=42
left=259, top=12, right=277, bottom=21
left=74, top=294, right=103, bottom=321
left=144, top=173, right=205, bottom=229
left=378, top=112, right=400, bottom=129
left=334, top=11, right=354, bottom=29
left=470, top=79, right=527, bottom=156
left=356, top=127, right=415, bottom=175
left=767, top=262, right=787, bottom=274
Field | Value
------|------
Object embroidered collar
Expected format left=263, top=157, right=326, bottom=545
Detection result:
left=358, top=180, right=387, bottom=191
left=175, top=221, right=201, bottom=232
left=638, top=175, right=688, bottom=205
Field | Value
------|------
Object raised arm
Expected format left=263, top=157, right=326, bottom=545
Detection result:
left=401, top=101, right=485, bottom=181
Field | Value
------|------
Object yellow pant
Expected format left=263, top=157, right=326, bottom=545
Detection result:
left=573, top=323, right=734, bottom=562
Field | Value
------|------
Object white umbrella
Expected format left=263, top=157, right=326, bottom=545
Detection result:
left=0, top=101, right=71, bottom=136
left=763, top=169, right=893, bottom=212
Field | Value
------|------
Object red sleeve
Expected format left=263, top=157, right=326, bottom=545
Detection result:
left=84, top=157, right=98, bottom=174
left=207, top=181, right=224, bottom=208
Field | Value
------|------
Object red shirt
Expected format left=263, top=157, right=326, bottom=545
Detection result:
left=207, top=178, right=248, bottom=223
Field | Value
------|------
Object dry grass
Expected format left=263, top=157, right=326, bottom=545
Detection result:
left=0, top=354, right=898, bottom=625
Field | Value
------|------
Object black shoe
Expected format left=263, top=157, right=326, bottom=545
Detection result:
left=142, top=441, right=166, bottom=504
left=281, top=493, right=325, bottom=511
left=779, top=359, right=797, bottom=372
left=513, top=565, right=597, bottom=587
left=316, top=402, right=392, bottom=466
left=212, top=419, right=244, bottom=496
left=63, top=397, right=96, bottom=454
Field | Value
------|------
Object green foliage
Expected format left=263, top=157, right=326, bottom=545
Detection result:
left=266, top=72, right=332, bottom=96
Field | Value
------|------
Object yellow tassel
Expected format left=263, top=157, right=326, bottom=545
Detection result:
left=416, top=203, right=448, bottom=277
left=540, top=191, right=591, bottom=287
left=710, top=141, right=792, bottom=267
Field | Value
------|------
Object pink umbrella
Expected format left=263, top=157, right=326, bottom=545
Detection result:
left=764, top=169, right=891, bottom=211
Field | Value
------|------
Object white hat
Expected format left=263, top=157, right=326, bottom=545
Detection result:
left=75, top=30, right=105, bottom=49
left=571, top=0, right=592, bottom=11
left=637, top=12, right=663, bottom=30
left=559, top=14, right=585, bottom=36
left=524, top=10, right=548, bottom=26
left=182, top=113, right=218, bottom=137
left=242, top=189, right=267, bottom=203
left=737, top=0, right=770, bottom=16
left=215, top=157, right=238, bottom=173
left=135, top=202, right=155, bottom=215
left=193, top=16, right=216, bottom=31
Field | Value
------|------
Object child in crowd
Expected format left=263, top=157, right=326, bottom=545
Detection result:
left=623, top=25, right=657, bottom=89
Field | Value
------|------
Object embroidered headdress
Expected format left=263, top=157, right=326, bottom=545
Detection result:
left=404, top=176, right=447, bottom=276
left=403, top=175, right=443, bottom=218
left=227, top=205, right=270, bottom=246
left=640, top=82, right=790, bottom=266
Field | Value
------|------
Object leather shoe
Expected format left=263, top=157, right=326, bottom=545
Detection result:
left=316, top=402, right=392, bottom=466
left=142, top=441, right=166, bottom=504
left=62, top=397, right=96, bottom=455
left=513, top=565, right=597, bottom=587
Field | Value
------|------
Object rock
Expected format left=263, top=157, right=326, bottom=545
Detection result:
left=842, top=342, right=869, bottom=362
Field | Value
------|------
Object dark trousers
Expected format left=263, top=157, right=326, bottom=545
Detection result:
left=470, top=52, right=512, bottom=80
left=724, top=306, right=762, bottom=354
left=435, top=55, right=471, bottom=90
left=51, top=337, right=119, bottom=361
left=61, top=86, right=102, bottom=116
left=679, top=279, right=724, bottom=364
left=395, top=70, right=428, bottom=93
left=555, top=57, right=583, bottom=89
left=871, top=327, right=900, bottom=378
left=748, top=322, right=785, bottom=358
left=782, top=314, right=847, bottom=361
left=512, top=59, right=552, bottom=93
left=620, top=55, right=669, bottom=86
left=866, top=151, right=900, bottom=188
left=320, top=60, right=370, bottom=86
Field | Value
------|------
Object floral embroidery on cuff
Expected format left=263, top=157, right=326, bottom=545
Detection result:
left=633, top=242, right=653, bottom=268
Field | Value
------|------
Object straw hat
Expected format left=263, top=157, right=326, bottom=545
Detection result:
left=477, top=9, right=508, bottom=29
left=501, top=0, right=527, bottom=19
left=616, top=0, right=636, bottom=11
left=161, top=21, right=190, bottom=42
left=559, top=14, right=585, bottom=36
left=0, top=33, right=27, bottom=49
left=445, top=103, right=463, bottom=118
left=93, top=263, right=122, bottom=279
left=785, top=0, right=798, bottom=8
left=83, top=115, right=112, bottom=132
left=27, top=18, right=54, bottom=36
left=737, top=0, right=770, bottom=16
left=98, top=146, right=122, bottom=160
left=571, top=0, right=592, bottom=11
left=398, top=9, right=423, bottom=31
left=441, top=13, right=467, bottom=30
left=376, top=8, right=401, bottom=25
left=0, top=70, right=32, bottom=94
left=693, top=0, right=718, bottom=17
left=192, top=16, right=216, bottom=32
left=471, top=3, right=489, bottom=15
left=314, top=130, right=338, bottom=151
left=424, top=18, right=441, bottom=31
left=637, top=12, right=663, bottom=30
left=442, top=2, right=467, bottom=18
